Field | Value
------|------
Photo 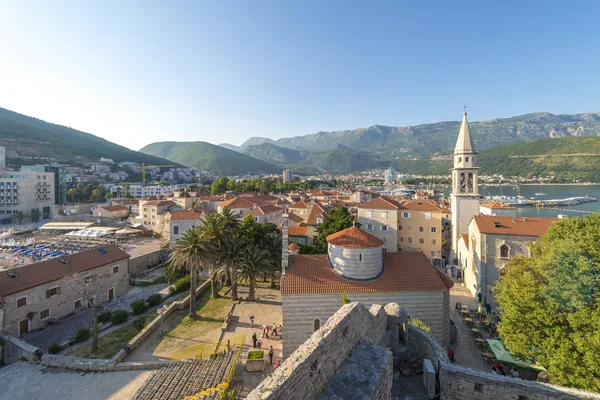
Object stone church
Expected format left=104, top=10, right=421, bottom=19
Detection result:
left=280, top=225, right=453, bottom=357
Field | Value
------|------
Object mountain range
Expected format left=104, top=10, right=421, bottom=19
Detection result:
left=0, top=107, right=174, bottom=166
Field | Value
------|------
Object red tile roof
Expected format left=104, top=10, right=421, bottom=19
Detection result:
left=326, top=226, right=384, bottom=248
left=248, top=204, right=283, bottom=216
left=169, top=210, right=202, bottom=220
left=287, top=226, right=308, bottom=237
left=144, top=200, right=176, bottom=207
left=282, top=252, right=452, bottom=295
left=288, top=243, right=301, bottom=251
left=358, top=196, right=403, bottom=209
left=461, top=234, right=469, bottom=250
left=290, top=200, right=308, bottom=209
left=305, top=203, right=328, bottom=225
left=473, top=215, right=557, bottom=236
left=98, top=205, right=129, bottom=213
left=0, top=246, right=130, bottom=297
left=480, top=201, right=517, bottom=210
left=218, top=197, right=255, bottom=209
left=399, top=200, right=442, bottom=212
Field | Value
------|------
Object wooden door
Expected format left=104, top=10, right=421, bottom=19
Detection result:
left=108, top=288, right=114, bottom=301
left=19, top=319, right=29, bottom=336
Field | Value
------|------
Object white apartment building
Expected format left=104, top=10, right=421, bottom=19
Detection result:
left=110, top=184, right=180, bottom=198
left=0, top=171, right=55, bottom=224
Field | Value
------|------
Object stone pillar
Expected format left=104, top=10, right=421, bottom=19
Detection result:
left=281, top=214, right=289, bottom=277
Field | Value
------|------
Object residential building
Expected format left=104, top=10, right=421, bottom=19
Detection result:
left=281, top=225, right=453, bottom=357
left=248, top=204, right=284, bottom=224
left=138, top=200, right=177, bottom=228
left=451, top=111, right=480, bottom=258
left=94, top=205, right=130, bottom=219
left=457, top=215, right=557, bottom=310
left=0, top=146, right=5, bottom=168
left=479, top=202, right=518, bottom=217
left=0, top=245, right=130, bottom=337
left=217, top=197, right=255, bottom=216
left=283, top=169, right=293, bottom=183
left=167, top=210, right=203, bottom=247
left=384, top=168, right=397, bottom=184
left=0, top=171, right=55, bottom=224
left=22, top=165, right=67, bottom=205
left=397, top=200, right=443, bottom=261
left=111, top=184, right=180, bottom=198
left=357, top=196, right=402, bottom=253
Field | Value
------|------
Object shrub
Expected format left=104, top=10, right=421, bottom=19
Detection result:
left=74, top=327, right=91, bottom=343
left=170, top=276, right=190, bottom=294
left=98, top=311, right=112, bottom=324
left=133, top=316, right=146, bottom=331
left=247, top=350, right=264, bottom=360
left=341, top=293, right=351, bottom=305
left=146, top=293, right=162, bottom=307
left=130, top=299, right=149, bottom=315
left=48, top=343, right=62, bottom=354
left=409, top=318, right=431, bottom=332
left=111, top=310, right=129, bottom=325
left=165, top=263, right=187, bottom=284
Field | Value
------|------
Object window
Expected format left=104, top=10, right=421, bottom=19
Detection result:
left=399, top=237, right=404, bottom=242
left=407, top=225, right=413, bottom=232
left=173, top=226, right=179, bottom=235
left=430, top=226, right=437, bottom=233
left=74, top=299, right=83, bottom=309
left=381, top=225, right=388, bottom=231
left=46, top=287, right=60, bottom=298
left=367, top=211, right=373, bottom=218
left=314, top=319, right=321, bottom=332
left=40, top=309, right=50, bottom=319
left=431, top=239, right=437, bottom=245
left=407, top=237, right=413, bottom=244
left=112, top=265, right=119, bottom=273
left=317, top=218, right=323, bottom=225
left=359, top=254, right=362, bottom=261
left=366, top=224, right=374, bottom=231
left=458, top=157, right=462, bottom=163
left=431, top=251, right=437, bottom=257
left=381, top=212, right=388, bottom=219
left=17, top=296, right=27, bottom=308
left=255, top=217, right=260, bottom=222
left=398, top=224, right=403, bottom=231
left=424, top=213, right=431, bottom=220
left=418, top=238, right=425, bottom=244
left=466, top=157, right=469, bottom=162
left=418, top=226, right=424, bottom=233
left=500, top=244, right=510, bottom=258
left=402, top=212, right=411, bottom=218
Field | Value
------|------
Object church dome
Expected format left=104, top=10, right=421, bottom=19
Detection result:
left=327, top=227, right=384, bottom=280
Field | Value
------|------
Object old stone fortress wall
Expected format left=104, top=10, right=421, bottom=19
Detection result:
left=248, top=302, right=600, bottom=400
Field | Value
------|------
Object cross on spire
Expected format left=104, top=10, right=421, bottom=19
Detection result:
left=463, top=104, right=468, bottom=113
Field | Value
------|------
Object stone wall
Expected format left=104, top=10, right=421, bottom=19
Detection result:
left=0, top=333, right=37, bottom=364
left=248, top=302, right=389, bottom=400
left=129, top=249, right=169, bottom=275
left=409, top=323, right=600, bottom=400
left=329, top=244, right=382, bottom=280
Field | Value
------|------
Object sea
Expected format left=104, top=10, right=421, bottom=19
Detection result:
left=431, top=184, right=600, bottom=219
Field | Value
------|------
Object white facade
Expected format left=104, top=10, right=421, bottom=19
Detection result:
left=111, top=184, right=180, bottom=198
left=329, top=244, right=383, bottom=280
left=384, top=168, right=397, bottom=185
left=451, top=112, right=480, bottom=257
left=0, top=171, right=55, bottom=224
left=0, top=146, right=5, bottom=168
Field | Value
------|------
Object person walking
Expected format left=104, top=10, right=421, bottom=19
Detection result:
left=250, top=314, right=255, bottom=328
left=272, top=323, right=278, bottom=336
left=268, top=345, right=274, bottom=365
left=252, top=332, right=257, bottom=348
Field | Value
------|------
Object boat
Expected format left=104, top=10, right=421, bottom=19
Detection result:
left=535, top=192, right=547, bottom=196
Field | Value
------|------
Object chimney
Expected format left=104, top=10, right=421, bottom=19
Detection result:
left=512, top=218, right=516, bottom=223
left=282, top=214, right=289, bottom=278
left=522, top=217, right=526, bottom=222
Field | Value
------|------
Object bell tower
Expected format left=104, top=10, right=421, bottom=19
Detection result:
left=451, top=110, right=480, bottom=258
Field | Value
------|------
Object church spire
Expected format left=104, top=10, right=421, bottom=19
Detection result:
left=454, top=111, right=476, bottom=154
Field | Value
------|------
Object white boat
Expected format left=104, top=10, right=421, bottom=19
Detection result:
left=535, top=192, right=547, bottom=196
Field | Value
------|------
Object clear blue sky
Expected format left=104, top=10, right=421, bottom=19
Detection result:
left=1, top=1, right=598, bottom=150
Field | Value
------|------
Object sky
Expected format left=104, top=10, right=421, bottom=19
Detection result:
left=1, top=1, right=599, bottom=151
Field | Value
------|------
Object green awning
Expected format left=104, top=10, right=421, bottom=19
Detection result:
left=486, top=339, right=546, bottom=372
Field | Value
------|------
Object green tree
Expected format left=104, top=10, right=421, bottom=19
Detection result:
left=67, top=188, right=77, bottom=204
left=315, top=207, right=359, bottom=250
left=169, top=228, right=216, bottom=319
left=239, top=244, right=271, bottom=301
left=222, top=239, right=245, bottom=300
left=211, top=177, right=229, bottom=195
left=495, top=214, right=600, bottom=391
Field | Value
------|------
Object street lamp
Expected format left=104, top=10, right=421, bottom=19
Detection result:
left=157, top=305, right=169, bottom=334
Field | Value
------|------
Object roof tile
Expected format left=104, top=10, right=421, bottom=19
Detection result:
left=326, top=226, right=384, bottom=248
left=473, top=215, right=557, bottom=236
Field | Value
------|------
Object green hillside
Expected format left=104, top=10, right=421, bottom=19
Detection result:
left=140, top=141, right=280, bottom=176
left=242, top=142, right=384, bottom=174
left=0, top=107, right=175, bottom=165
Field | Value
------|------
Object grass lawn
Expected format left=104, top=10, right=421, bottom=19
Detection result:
left=70, top=315, right=154, bottom=359
left=153, top=287, right=234, bottom=353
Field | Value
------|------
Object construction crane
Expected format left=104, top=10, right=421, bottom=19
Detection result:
left=141, top=163, right=176, bottom=184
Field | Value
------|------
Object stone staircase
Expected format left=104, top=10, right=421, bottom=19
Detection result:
left=132, top=348, right=239, bottom=400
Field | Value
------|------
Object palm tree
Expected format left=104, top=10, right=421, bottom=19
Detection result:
left=67, top=188, right=77, bottom=204
left=263, top=233, right=282, bottom=288
left=169, top=228, right=216, bottom=319
left=222, top=238, right=245, bottom=300
left=239, top=244, right=271, bottom=301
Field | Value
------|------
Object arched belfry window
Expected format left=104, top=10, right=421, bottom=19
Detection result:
left=500, top=244, right=510, bottom=258
left=314, top=319, right=321, bottom=332
left=458, top=157, right=462, bottom=163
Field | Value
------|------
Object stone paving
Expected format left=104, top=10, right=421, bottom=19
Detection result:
left=219, top=285, right=283, bottom=397
left=448, top=281, right=489, bottom=373
left=21, top=283, right=167, bottom=351
left=0, top=361, right=153, bottom=400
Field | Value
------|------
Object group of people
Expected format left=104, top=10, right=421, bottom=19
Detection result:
left=491, top=363, right=519, bottom=378
left=250, top=315, right=282, bottom=367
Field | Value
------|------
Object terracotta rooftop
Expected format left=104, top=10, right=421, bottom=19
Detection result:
left=473, top=215, right=558, bottom=236
left=461, top=234, right=469, bottom=250
left=143, top=200, right=176, bottom=207
left=287, top=226, right=308, bottom=237
left=326, top=226, right=384, bottom=248
left=305, top=203, right=328, bottom=225
left=218, top=197, right=256, bottom=209
left=98, top=205, right=129, bottom=213
left=169, top=210, right=203, bottom=220
left=248, top=204, right=283, bottom=216
left=399, top=200, right=442, bottom=212
left=480, top=201, right=518, bottom=210
left=282, top=252, right=453, bottom=295
left=290, top=200, right=308, bottom=209
left=0, top=246, right=130, bottom=297
left=358, top=196, right=403, bottom=210
left=288, top=243, right=301, bottom=251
